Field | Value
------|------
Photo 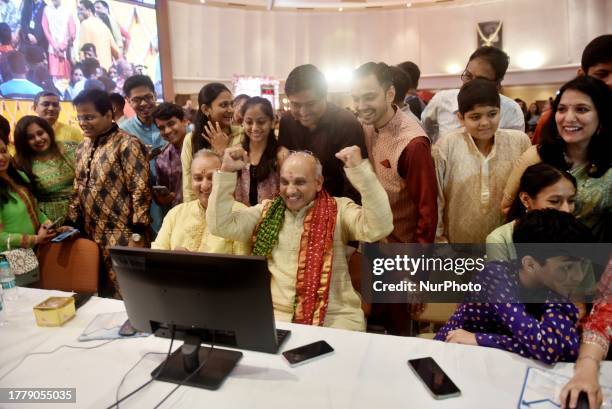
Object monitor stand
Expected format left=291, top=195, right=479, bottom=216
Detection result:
left=152, top=335, right=243, bottom=390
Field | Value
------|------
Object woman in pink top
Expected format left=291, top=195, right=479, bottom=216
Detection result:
left=235, top=97, right=288, bottom=206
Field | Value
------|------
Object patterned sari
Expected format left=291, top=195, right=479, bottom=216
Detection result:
left=32, top=142, right=77, bottom=224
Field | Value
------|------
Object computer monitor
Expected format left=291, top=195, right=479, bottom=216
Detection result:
left=110, top=247, right=291, bottom=390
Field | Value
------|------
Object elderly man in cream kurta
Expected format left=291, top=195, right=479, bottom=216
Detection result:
left=152, top=149, right=250, bottom=254
left=207, top=146, right=393, bottom=331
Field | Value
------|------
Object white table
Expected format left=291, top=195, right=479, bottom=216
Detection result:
left=1, top=288, right=610, bottom=409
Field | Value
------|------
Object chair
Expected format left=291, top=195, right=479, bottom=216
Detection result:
left=348, top=250, right=371, bottom=317
left=415, top=303, right=458, bottom=339
left=36, top=238, right=100, bottom=293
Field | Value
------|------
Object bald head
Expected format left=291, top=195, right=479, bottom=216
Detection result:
left=279, top=152, right=323, bottom=212
left=191, top=149, right=222, bottom=208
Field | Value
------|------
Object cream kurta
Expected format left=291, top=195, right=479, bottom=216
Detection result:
left=433, top=128, right=531, bottom=243
left=181, top=127, right=243, bottom=202
left=207, top=160, right=394, bottom=331
left=151, top=199, right=250, bottom=255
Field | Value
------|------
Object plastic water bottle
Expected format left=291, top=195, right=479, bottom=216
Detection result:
left=0, top=258, right=17, bottom=302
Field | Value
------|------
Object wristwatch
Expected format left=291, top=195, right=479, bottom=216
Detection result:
left=131, top=233, right=142, bottom=243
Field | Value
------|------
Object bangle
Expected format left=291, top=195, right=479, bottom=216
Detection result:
left=576, top=355, right=601, bottom=370
left=582, top=331, right=609, bottom=356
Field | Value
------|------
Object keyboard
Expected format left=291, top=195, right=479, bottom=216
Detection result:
left=276, top=329, right=291, bottom=350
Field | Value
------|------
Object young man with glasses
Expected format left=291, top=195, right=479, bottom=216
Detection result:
left=279, top=64, right=368, bottom=203
left=421, top=46, right=524, bottom=143
left=33, top=91, right=83, bottom=143
left=120, top=74, right=164, bottom=232
left=67, top=89, right=151, bottom=298
left=120, top=74, right=161, bottom=149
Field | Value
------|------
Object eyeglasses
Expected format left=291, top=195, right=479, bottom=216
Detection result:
left=39, top=101, right=60, bottom=108
left=129, top=94, right=156, bottom=105
left=288, top=150, right=314, bottom=157
left=460, top=68, right=499, bottom=84
left=76, top=114, right=100, bottom=123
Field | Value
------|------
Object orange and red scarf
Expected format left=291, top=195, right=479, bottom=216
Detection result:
left=253, top=190, right=337, bottom=326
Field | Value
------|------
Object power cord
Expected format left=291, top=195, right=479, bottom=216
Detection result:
left=152, top=335, right=216, bottom=409
left=105, top=325, right=176, bottom=409
left=0, top=340, right=116, bottom=382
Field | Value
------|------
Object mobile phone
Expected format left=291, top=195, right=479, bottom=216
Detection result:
left=72, top=292, right=92, bottom=309
left=50, top=228, right=79, bottom=243
left=152, top=185, right=170, bottom=196
left=408, top=357, right=461, bottom=400
left=119, top=319, right=137, bottom=336
left=282, top=340, right=334, bottom=367
left=150, top=146, right=164, bottom=158
left=46, top=217, right=63, bottom=230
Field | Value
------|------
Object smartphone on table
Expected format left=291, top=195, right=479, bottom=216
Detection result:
left=408, top=357, right=461, bottom=399
left=282, top=340, right=334, bottom=367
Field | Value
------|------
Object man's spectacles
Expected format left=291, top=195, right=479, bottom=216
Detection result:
left=460, top=68, right=499, bottom=84
left=39, top=101, right=60, bottom=108
left=77, top=114, right=100, bottom=123
left=130, top=94, right=156, bottom=105
left=288, top=149, right=314, bottom=157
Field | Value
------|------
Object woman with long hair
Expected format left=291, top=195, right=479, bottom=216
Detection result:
left=181, top=82, right=243, bottom=201
left=235, top=97, right=288, bottom=205
left=0, top=115, right=55, bottom=252
left=13, top=115, right=77, bottom=224
left=488, top=163, right=577, bottom=261
left=502, top=76, right=612, bottom=241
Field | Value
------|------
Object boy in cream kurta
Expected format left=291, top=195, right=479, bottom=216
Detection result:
left=207, top=146, right=394, bottom=331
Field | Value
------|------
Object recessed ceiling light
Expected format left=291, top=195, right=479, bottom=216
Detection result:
left=338, top=7, right=343, bottom=11
left=518, top=51, right=545, bottom=69
left=406, top=2, right=412, bottom=6
left=200, top=0, right=206, bottom=3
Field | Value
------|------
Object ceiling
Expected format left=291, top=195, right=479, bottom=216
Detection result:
left=182, top=0, right=502, bottom=12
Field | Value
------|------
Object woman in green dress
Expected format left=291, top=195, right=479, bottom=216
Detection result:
left=13, top=115, right=77, bottom=225
left=502, top=76, right=611, bottom=241
left=0, top=115, right=55, bottom=252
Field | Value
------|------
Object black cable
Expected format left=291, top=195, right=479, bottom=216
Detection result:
left=114, top=352, right=167, bottom=409
left=0, top=340, right=116, bottom=382
left=152, top=336, right=216, bottom=409
left=105, top=326, right=176, bottom=409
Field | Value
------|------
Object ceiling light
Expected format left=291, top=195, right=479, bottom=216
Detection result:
left=517, top=51, right=545, bottom=69
left=338, top=7, right=343, bottom=11
left=200, top=0, right=206, bottom=3
left=406, top=2, right=412, bottom=6
left=445, top=63, right=462, bottom=74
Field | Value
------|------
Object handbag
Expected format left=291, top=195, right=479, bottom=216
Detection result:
left=2, top=235, right=40, bottom=286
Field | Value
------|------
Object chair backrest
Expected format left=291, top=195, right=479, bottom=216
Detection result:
left=36, top=238, right=100, bottom=293
left=417, top=303, right=458, bottom=325
left=348, top=250, right=371, bottom=317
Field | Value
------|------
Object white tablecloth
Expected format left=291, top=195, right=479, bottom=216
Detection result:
left=0, top=288, right=610, bottom=409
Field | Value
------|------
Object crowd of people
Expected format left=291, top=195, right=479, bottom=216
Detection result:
left=0, top=33, right=610, bottom=408
left=0, top=0, right=147, bottom=99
